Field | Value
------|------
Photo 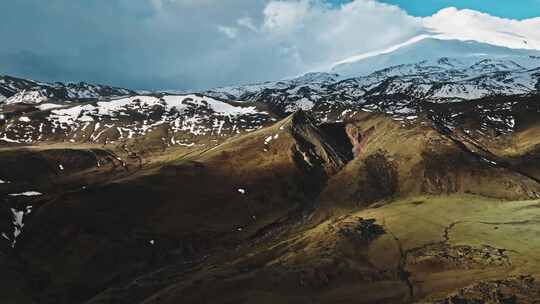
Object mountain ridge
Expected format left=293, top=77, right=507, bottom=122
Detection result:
left=0, top=75, right=136, bottom=104
left=2, top=54, right=539, bottom=147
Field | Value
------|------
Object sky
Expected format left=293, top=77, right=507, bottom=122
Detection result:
left=0, top=0, right=539, bottom=90
left=373, top=0, right=540, bottom=19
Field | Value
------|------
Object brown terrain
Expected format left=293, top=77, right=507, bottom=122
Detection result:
left=1, top=93, right=540, bottom=304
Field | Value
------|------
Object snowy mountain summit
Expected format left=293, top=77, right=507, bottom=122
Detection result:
left=199, top=8, right=540, bottom=121
left=332, top=7, right=540, bottom=77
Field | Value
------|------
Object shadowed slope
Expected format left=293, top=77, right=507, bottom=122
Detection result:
left=0, top=111, right=351, bottom=303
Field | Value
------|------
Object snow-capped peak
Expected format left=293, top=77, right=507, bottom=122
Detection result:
left=331, top=37, right=540, bottom=77
left=424, top=7, right=540, bottom=51
left=5, top=89, right=50, bottom=105
left=330, top=7, right=540, bottom=76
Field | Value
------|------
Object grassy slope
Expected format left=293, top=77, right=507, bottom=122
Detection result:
left=318, top=112, right=540, bottom=220
left=142, top=194, right=540, bottom=303
left=361, top=195, right=540, bottom=301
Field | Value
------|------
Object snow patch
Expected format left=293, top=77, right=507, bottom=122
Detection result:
left=37, top=103, right=64, bottom=111
left=9, top=191, right=43, bottom=197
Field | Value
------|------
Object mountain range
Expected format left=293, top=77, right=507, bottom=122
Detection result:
left=2, top=19, right=540, bottom=303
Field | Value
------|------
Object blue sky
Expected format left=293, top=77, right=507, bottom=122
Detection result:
left=332, top=0, right=540, bottom=19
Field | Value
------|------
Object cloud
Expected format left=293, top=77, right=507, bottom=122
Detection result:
left=150, top=0, right=221, bottom=9
left=1, top=1, right=537, bottom=91
left=218, top=26, right=239, bottom=39
left=206, top=0, right=423, bottom=86
left=0, top=0, right=421, bottom=90
left=237, top=17, right=258, bottom=32
left=254, top=0, right=422, bottom=70
left=262, top=0, right=310, bottom=33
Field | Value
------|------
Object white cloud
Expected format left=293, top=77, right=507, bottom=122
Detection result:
left=218, top=25, right=239, bottom=39
left=262, top=0, right=310, bottom=33
left=252, top=0, right=422, bottom=70
left=237, top=17, right=258, bottom=32
left=150, top=0, right=219, bottom=9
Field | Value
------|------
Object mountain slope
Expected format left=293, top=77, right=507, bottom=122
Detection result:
left=2, top=97, right=540, bottom=303
left=0, top=75, right=136, bottom=104
left=0, top=111, right=351, bottom=303
left=127, top=106, right=540, bottom=304
left=332, top=38, right=540, bottom=77
left=0, top=94, right=276, bottom=148
left=5, top=56, right=537, bottom=150
left=203, top=56, right=540, bottom=123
